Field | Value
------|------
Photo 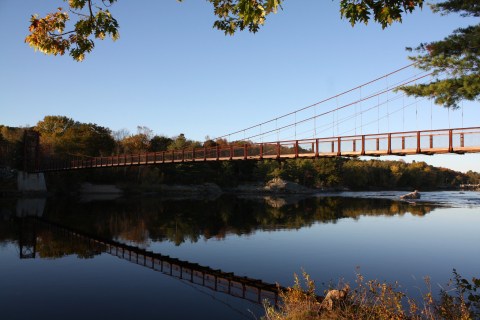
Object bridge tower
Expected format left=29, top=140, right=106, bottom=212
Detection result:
left=23, top=130, right=40, bottom=172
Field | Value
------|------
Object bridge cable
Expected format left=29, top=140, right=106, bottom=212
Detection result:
left=377, top=95, right=380, bottom=134
left=386, top=76, right=390, bottom=132
left=239, top=73, right=432, bottom=141
left=340, top=96, right=425, bottom=136
left=354, top=99, right=357, bottom=135
left=276, top=118, right=279, bottom=141
left=336, top=98, right=339, bottom=136
left=430, top=100, right=433, bottom=130
left=416, top=100, right=418, bottom=130
left=448, top=107, right=451, bottom=129
left=319, top=93, right=416, bottom=139
left=260, top=124, right=262, bottom=143
left=294, top=112, right=297, bottom=140
left=360, top=86, right=363, bottom=135
left=332, top=111, right=335, bottom=137
left=246, top=75, right=430, bottom=141
left=212, top=63, right=416, bottom=141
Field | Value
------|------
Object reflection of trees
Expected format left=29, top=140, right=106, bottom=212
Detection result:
left=0, top=196, right=436, bottom=258
left=0, top=218, right=103, bottom=259
left=107, top=214, right=150, bottom=245
left=0, top=199, right=20, bottom=243
left=0, top=220, right=17, bottom=244
left=40, top=196, right=435, bottom=248
left=36, top=230, right=102, bottom=259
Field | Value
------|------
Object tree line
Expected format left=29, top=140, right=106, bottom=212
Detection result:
left=1, top=115, right=480, bottom=190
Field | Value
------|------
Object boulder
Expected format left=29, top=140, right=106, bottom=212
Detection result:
left=400, top=190, right=421, bottom=200
left=264, top=178, right=312, bottom=194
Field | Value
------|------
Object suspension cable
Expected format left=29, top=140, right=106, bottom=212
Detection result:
left=212, top=63, right=416, bottom=141
left=240, top=73, right=432, bottom=141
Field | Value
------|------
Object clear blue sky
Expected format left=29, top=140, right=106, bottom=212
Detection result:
left=1, top=1, right=479, bottom=172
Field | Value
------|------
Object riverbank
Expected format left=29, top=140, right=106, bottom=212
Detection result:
left=2, top=157, right=478, bottom=198
left=27, top=158, right=479, bottom=196
left=264, top=271, right=479, bottom=320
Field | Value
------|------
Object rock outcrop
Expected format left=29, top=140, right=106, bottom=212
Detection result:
left=400, top=190, right=421, bottom=200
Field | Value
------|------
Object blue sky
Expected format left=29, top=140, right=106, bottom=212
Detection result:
left=1, top=1, right=479, bottom=172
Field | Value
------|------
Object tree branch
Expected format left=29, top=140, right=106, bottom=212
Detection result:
left=69, top=8, right=90, bottom=18
left=87, top=0, right=94, bottom=18
left=48, top=30, right=77, bottom=37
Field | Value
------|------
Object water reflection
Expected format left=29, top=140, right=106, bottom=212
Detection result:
left=19, top=216, right=281, bottom=305
left=0, top=195, right=435, bottom=255
left=0, top=194, right=478, bottom=320
left=34, top=195, right=435, bottom=246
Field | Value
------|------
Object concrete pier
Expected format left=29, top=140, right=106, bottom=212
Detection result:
left=17, top=171, right=47, bottom=192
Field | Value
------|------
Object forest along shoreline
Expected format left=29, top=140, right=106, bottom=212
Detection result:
left=1, top=119, right=479, bottom=197
left=1, top=156, right=480, bottom=198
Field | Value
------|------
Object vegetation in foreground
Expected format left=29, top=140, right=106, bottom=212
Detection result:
left=264, top=271, right=480, bottom=320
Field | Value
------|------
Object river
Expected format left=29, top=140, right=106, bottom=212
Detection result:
left=1, top=191, right=479, bottom=319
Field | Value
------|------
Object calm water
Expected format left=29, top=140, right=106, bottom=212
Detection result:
left=1, top=191, right=480, bottom=319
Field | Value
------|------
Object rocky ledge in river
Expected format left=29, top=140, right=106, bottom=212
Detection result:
left=231, top=178, right=316, bottom=195
left=158, top=182, right=223, bottom=195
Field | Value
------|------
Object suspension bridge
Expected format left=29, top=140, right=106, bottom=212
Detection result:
left=26, top=64, right=480, bottom=173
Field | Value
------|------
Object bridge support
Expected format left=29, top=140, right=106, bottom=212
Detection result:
left=18, top=218, right=37, bottom=259
left=416, top=131, right=421, bottom=153
left=448, top=129, right=453, bottom=152
left=387, top=133, right=392, bottom=154
left=361, top=135, right=366, bottom=156
left=16, top=198, right=46, bottom=218
left=17, top=171, right=47, bottom=193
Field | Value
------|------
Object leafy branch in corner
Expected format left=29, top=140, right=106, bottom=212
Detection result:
left=26, top=0, right=425, bottom=61
left=399, top=0, right=480, bottom=108
left=25, top=0, right=119, bottom=62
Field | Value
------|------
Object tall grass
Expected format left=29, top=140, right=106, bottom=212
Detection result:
left=263, top=270, right=479, bottom=320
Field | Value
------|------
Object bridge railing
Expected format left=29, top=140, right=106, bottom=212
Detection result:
left=35, top=127, right=480, bottom=172
left=453, top=127, right=480, bottom=152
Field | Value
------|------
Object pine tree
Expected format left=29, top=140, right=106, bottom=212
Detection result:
left=400, top=0, right=480, bottom=108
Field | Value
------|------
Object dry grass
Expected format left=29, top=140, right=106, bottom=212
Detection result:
left=263, top=270, right=479, bottom=320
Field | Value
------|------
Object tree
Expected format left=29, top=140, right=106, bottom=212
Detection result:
left=34, top=116, right=115, bottom=157
left=57, top=123, right=115, bottom=156
left=400, top=0, right=480, bottom=108
left=150, top=135, right=173, bottom=152
left=35, top=115, right=77, bottom=154
left=167, top=133, right=201, bottom=150
left=112, top=128, right=130, bottom=154
left=121, top=135, right=150, bottom=153
left=26, top=0, right=423, bottom=61
left=35, top=115, right=76, bottom=137
left=119, top=126, right=154, bottom=153
left=26, top=0, right=119, bottom=62
left=168, top=133, right=188, bottom=151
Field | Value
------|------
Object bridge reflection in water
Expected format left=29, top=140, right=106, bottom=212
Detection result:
left=22, top=217, right=282, bottom=306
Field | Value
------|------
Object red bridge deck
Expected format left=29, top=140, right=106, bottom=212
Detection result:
left=37, top=127, right=480, bottom=172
